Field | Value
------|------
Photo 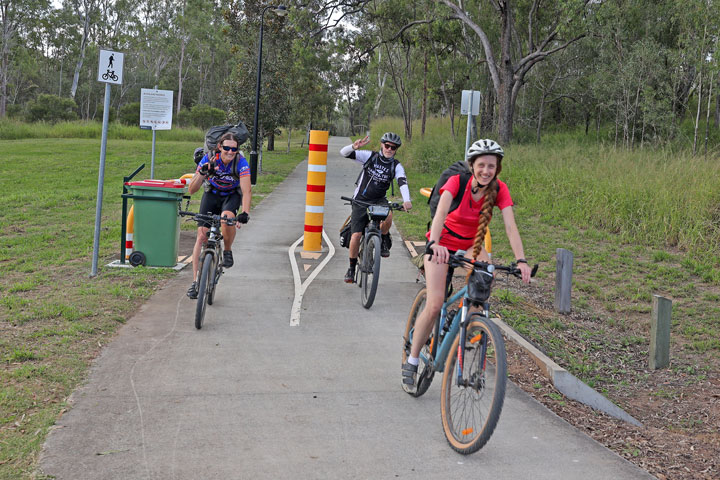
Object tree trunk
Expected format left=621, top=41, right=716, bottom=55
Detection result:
left=536, top=95, right=545, bottom=144
left=177, top=41, right=186, bottom=114
left=715, top=72, right=719, bottom=128
left=267, top=131, right=275, bottom=151
left=421, top=50, right=428, bottom=138
left=70, top=4, right=92, bottom=100
left=481, top=84, right=494, bottom=133
left=704, top=75, right=712, bottom=157
left=0, top=5, right=15, bottom=118
left=497, top=80, right=514, bottom=145
left=693, top=71, right=702, bottom=156
left=584, top=109, right=590, bottom=135
left=433, top=46, right=450, bottom=119
left=404, top=93, right=412, bottom=141
left=496, top=3, right=514, bottom=145
left=373, top=49, right=387, bottom=117
left=450, top=100, right=455, bottom=138
left=346, top=83, right=355, bottom=136
left=286, top=127, right=291, bottom=154
left=631, top=83, right=642, bottom=148
left=0, top=45, right=8, bottom=117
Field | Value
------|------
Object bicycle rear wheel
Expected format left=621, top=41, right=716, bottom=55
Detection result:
left=440, top=315, right=507, bottom=454
left=360, top=234, right=382, bottom=308
left=401, top=288, right=435, bottom=397
left=195, top=252, right=214, bottom=329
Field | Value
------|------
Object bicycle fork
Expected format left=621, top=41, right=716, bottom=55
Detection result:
left=455, top=301, right=490, bottom=388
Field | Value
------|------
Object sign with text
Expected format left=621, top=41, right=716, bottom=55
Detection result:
left=140, top=89, right=173, bottom=130
left=461, top=90, right=481, bottom=116
left=97, top=50, right=123, bottom=85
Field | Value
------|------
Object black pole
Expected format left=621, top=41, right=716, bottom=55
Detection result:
left=120, top=164, right=145, bottom=264
left=250, top=6, right=270, bottom=186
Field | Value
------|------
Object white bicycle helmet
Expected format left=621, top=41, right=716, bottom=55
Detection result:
left=380, top=132, right=402, bottom=147
left=466, top=139, right=504, bottom=161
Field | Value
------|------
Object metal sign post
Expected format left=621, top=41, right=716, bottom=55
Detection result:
left=461, top=90, right=481, bottom=155
left=140, top=87, right=173, bottom=179
left=91, top=49, right=124, bottom=277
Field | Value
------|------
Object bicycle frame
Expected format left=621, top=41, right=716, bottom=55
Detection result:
left=418, top=278, right=492, bottom=382
left=201, top=222, right=223, bottom=265
left=359, top=209, right=385, bottom=265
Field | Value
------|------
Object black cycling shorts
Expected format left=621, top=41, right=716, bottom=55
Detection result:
left=197, top=191, right=241, bottom=228
left=350, top=197, right=389, bottom=234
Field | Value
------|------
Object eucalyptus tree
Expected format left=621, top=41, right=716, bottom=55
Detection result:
left=173, top=0, right=216, bottom=114
left=224, top=0, right=294, bottom=148
left=355, top=0, right=441, bottom=140
left=438, top=0, right=590, bottom=144
left=586, top=0, right=707, bottom=147
left=286, top=39, right=334, bottom=136
left=136, top=0, right=177, bottom=87
left=66, top=0, right=100, bottom=99
left=0, top=0, right=48, bottom=116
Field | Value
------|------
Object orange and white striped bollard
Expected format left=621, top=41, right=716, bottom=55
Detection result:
left=125, top=205, right=135, bottom=259
left=303, top=130, right=329, bottom=251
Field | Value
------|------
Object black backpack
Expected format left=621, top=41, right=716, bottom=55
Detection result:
left=196, top=122, right=250, bottom=162
left=427, top=161, right=472, bottom=219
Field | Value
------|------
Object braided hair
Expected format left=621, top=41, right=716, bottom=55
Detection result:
left=469, top=155, right=503, bottom=261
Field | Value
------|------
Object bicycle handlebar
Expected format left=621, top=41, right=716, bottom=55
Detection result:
left=179, top=210, right=237, bottom=226
left=340, top=196, right=406, bottom=211
left=443, top=250, right=538, bottom=279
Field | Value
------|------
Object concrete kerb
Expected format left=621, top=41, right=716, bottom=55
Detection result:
left=493, top=317, right=643, bottom=427
left=403, top=241, right=642, bottom=428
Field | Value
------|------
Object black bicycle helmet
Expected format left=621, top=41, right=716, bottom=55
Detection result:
left=380, top=132, right=402, bottom=147
left=466, top=139, right=504, bottom=161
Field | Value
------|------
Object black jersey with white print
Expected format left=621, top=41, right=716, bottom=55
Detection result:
left=340, top=145, right=411, bottom=203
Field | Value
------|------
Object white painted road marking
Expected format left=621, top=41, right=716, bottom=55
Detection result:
left=289, top=229, right=335, bottom=326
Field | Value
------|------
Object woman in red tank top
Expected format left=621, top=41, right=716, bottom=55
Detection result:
left=402, top=139, right=532, bottom=393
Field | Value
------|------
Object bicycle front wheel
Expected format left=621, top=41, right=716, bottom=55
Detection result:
left=440, top=316, right=507, bottom=454
left=195, top=252, right=214, bottom=329
left=360, top=234, right=381, bottom=308
left=208, top=259, right=221, bottom=306
left=401, top=288, right=435, bottom=397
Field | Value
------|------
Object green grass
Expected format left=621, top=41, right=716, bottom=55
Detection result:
left=0, top=118, right=205, bottom=141
left=0, top=128, right=307, bottom=478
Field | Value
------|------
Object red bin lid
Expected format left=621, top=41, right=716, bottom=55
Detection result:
left=125, top=179, right=187, bottom=188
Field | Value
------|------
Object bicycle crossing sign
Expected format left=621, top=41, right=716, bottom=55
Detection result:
left=98, top=50, right=123, bottom=85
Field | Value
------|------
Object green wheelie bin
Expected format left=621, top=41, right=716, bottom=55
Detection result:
left=125, top=179, right=188, bottom=267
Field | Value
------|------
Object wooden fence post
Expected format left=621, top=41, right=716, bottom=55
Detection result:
left=555, top=248, right=573, bottom=314
left=649, top=295, right=672, bottom=370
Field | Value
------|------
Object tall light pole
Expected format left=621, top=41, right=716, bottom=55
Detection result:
left=250, top=4, right=288, bottom=185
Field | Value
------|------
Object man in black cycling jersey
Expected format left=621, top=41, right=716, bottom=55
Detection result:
left=340, top=132, right=412, bottom=283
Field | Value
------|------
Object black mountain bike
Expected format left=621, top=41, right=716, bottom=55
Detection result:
left=179, top=211, right=236, bottom=329
left=341, top=196, right=404, bottom=308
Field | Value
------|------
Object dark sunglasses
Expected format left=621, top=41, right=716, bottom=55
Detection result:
left=221, top=145, right=238, bottom=152
left=383, top=143, right=398, bottom=151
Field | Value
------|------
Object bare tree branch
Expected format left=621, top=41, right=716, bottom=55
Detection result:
left=354, top=19, right=439, bottom=61
left=516, top=34, right=585, bottom=75
left=439, top=0, right=500, bottom=93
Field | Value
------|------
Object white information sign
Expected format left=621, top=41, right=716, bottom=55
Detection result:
left=97, top=50, right=123, bottom=85
left=140, top=89, right=174, bottom=130
left=461, top=90, right=481, bottom=115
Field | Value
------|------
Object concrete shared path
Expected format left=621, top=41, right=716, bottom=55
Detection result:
left=40, top=137, right=654, bottom=479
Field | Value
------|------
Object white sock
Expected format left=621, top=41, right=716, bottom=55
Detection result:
left=407, top=356, right=419, bottom=366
